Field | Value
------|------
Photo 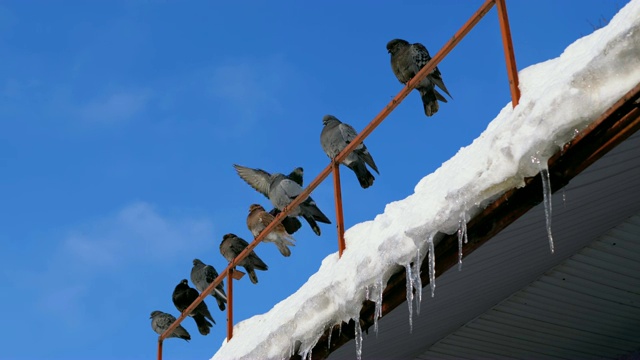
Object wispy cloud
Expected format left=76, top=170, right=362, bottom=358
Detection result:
left=76, top=89, right=152, bottom=125
left=29, top=201, right=214, bottom=325
left=210, top=55, right=292, bottom=134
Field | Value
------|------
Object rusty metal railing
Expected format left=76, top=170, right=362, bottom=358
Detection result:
left=157, top=0, right=520, bottom=358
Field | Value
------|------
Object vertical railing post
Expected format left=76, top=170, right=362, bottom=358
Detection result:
left=332, top=162, right=346, bottom=257
left=157, top=339, right=163, bottom=360
left=495, top=0, right=521, bottom=107
left=226, top=268, right=234, bottom=341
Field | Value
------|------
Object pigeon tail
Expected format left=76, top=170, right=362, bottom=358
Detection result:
left=434, top=88, right=448, bottom=103
left=246, top=268, right=259, bottom=284
left=301, top=201, right=331, bottom=224
left=215, top=296, right=226, bottom=311
left=174, top=327, right=191, bottom=341
left=199, top=306, right=215, bottom=324
left=419, top=87, right=439, bottom=117
left=276, top=241, right=292, bottom=257
left=348, top=162, right=375, bottom=189
left=302, top=214, right=322, bottom=236
left=193, top=314, right=213, bottom=336
left=274, top=235, right=295, bottom=257
left=431, top=76, right=452, bottom=99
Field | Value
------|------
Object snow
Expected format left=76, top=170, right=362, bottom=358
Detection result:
left=213, top=2, right=640, bottom=359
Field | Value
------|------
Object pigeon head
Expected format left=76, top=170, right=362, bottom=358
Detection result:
left=292, top=167, right=303, bottom=176
left=322, top=114, right=339, bottom=126
left=193, top=259, right=204, bottom=266
left=180, top=279, right=189, bottom=286
left=249, top=204, right=265, bottom=213
left=386, top=39, right=409, bottom=54
left=223, top=233, right=237, bottom=241
left=150, top=310, right=162, bottom=319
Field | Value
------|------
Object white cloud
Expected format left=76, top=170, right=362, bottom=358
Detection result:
left=77, top=89, right=151, bottom=124
left=31, top=201, right=214, bottom=323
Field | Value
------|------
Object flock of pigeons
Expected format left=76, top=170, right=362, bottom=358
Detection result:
left=150, top=38, right=452, bottom=342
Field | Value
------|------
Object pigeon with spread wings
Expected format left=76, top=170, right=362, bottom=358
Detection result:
left=233, top=164, right=331, bottom=236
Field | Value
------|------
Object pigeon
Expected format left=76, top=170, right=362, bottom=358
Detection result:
left=320, top=115, right=379, bottom=189
left=387, top=38, right=452, bottom=117
left=172, top=279, right=215, bottom=336
left=269, top=167, right=304, bottom=235
left=190, top=259, right=227, bottom=311
left=247, top=203, right=296, bottom=257
left=286, top=167, right=304, bottom=187
left=150, top=310, right=191, bottom=341
left=233, top=164, right=331, bottom=236
left=219, top=233, right=268, bottom=284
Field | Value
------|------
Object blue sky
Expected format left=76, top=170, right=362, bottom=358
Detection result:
left=0, top=1, right=625, bottom=359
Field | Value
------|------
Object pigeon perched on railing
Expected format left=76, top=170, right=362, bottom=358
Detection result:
left=268, top=167, right=304, bottom=235
left=190, top=259, right=227, bottom=311
left=172, top=279, right=215, bottom=335
left=233, top=164, right=331, bottom=236
left=219, top=233, right=268, bottom=284
left=150, top=310, right=191, bottom=341
left=387, top=38, right=452, bottom=117
left=320, top=115, right=379, bottom=189
left=247, top=203, right=295, bottom=257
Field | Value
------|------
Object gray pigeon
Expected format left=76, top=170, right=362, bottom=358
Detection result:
left=219, top=233, right=268, bottom=284
left=190, top=259, right=227, bottom=311
left=233, top=164, right=331, bottom=236
left=387, top=38, right=452, bottom=117
left=150, top=310, right=191, bottom=341
left=172, top=279, right=215, bottom=336
left=320, top=115, right=379, bottom=189
left=269, top=167, right=304, bottom=235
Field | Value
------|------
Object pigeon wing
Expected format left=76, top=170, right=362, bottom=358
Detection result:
left=338, top=122, right=365, bottom=151
left=203, top=265, right=218, bottom=284
left=410, top=43, right=432, bottom=71
left=411, top=43, right=451, bottom=98
left=277, top=178, right=303, bottom=200
left=233, top=164, right=272, bottom=198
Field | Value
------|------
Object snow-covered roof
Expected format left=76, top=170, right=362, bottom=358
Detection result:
left=213, top=1, right=640, bottom=359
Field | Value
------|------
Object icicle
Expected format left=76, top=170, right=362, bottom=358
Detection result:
left=405, top=264, right=414, bottom=333
left=290, top=340, right=297, bottom=357
left=413, top=248, right=423, bottom=315
left=540, top=167, right=555, bottom=254
left=364, top=284, right=370, bottom=301
left=354, top=319, right=363, bottom=360
left=374, top=279, right=383, bottom=336
left=428, top=234, right=436, bottom=297
left=532, top=155, right=555, bottom=254
left=327, top=326, right=332, bottom=350
left=457, top=212, right=468, bottom=271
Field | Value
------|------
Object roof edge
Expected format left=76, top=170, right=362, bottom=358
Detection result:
left=297, top=82, right=640, bottom=360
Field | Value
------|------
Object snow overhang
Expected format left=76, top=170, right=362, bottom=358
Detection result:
left=316, top=81, right=640, bottom=360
